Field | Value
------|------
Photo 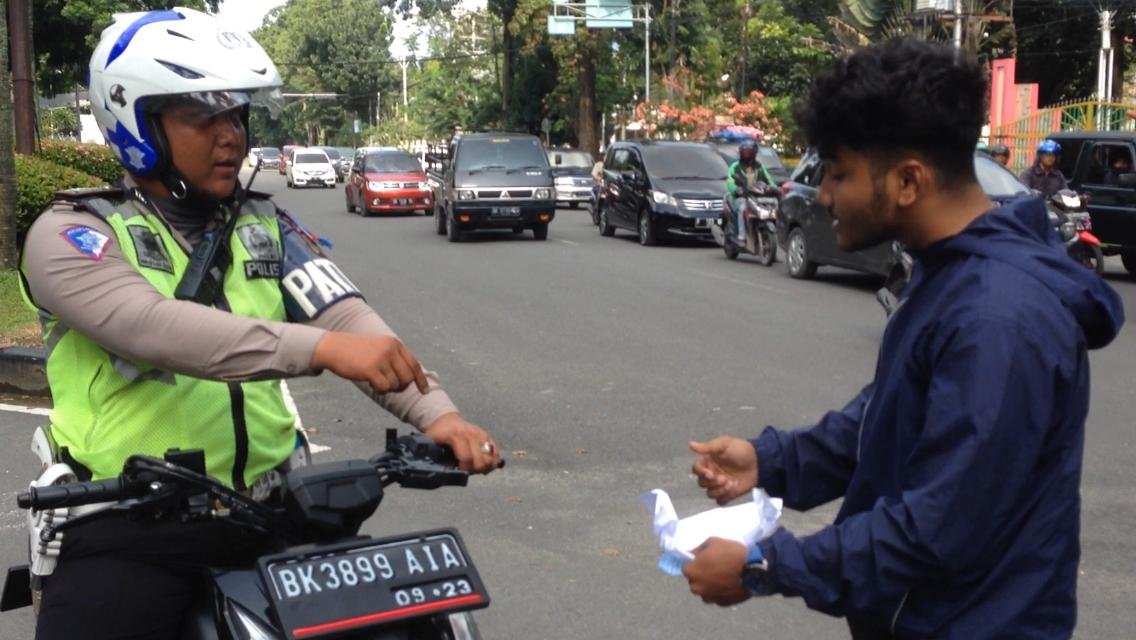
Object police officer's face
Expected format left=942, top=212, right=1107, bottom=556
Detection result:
left=160, top=103, right=246, bottom=200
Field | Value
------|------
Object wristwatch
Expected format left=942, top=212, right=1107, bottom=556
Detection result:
left=741, top=543, right=773, bottom=597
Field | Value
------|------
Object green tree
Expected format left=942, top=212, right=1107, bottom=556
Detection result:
left=33, top=1, right=218, bottom=97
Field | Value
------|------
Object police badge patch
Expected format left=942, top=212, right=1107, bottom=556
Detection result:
left=237, top=223, right=282, bottom=280
left=127, top=226, right=174, bottom=273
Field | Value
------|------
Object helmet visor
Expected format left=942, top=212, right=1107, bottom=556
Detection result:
left=144, top=88, right=284, bottom=121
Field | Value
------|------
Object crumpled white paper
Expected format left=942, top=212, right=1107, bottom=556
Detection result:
left=640, top=488, right=783, bottom=576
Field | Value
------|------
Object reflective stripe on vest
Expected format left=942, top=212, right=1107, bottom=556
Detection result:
left=21, top=197, right=295, bottom=490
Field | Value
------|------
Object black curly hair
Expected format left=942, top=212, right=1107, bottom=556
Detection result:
left=797, top=38, right=987, bottom=187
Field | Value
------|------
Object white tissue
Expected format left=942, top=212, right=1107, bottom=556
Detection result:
left=640, top=488, right=782, bottom=576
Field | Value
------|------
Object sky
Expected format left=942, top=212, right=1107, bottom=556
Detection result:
left=215, top=0, right=488, bottom=56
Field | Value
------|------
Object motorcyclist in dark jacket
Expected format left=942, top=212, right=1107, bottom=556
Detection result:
left=683, top=38, right=1124, bottom=639
left=1020, top=139, right=1069, bottom=198
left=725, top=140, right=776, bottom=243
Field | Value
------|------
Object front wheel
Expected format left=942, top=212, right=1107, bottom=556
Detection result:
left=723, top=240, right=739, bottom=260
left=598, top=204, right=615, bottom=237
left=757, top=227, right=776, bottom=266
left=1069, top=242, right=1105, bottom=274
left=1121, top=250, right=1136, bottom=276
left=345, top=191, right=355, bottom=213
left=638, top=210, right=658, bottom=246
left=532, top=223, right=549, bottom=240
left=786, top=227, right=817, bottom=279
left=447, top=213, right=463, bottom=242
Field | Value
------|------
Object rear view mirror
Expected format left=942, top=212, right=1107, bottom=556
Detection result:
left=1118, top=172, right=1136, bottom=187
left=621, top=170, right=640, bottom=184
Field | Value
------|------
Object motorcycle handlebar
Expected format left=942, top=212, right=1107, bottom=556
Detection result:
left=18, top=477, right=143, bottom=511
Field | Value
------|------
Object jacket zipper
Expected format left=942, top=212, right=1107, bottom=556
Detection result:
left=891, top=590, right=910, bottom=634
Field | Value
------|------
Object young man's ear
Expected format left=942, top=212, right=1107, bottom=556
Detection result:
left=894, top=160, right=929, bottom=208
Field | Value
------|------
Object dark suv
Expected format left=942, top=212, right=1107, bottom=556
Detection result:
left=596, top=140, right=729, bottom=246
left=1048, top=131, right=1136, bottom=274
left=430, top=133, right=556, bottom=241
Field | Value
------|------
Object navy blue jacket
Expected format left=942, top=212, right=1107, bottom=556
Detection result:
left=752, top=197, right=1124, bottom=638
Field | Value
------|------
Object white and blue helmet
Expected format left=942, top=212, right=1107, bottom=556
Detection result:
left=88, top=7, right=283, bottom=177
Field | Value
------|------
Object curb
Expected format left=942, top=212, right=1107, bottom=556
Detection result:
left=0, top=346, right=48, bottom=396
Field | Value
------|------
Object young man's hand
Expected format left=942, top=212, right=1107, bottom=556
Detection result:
left=683, top=537, right=750, bottom=606
left=689, top=436, right=759, bottom=505
left=311, top=333, right=429, bottom=395
left=423, top=412, right=501, bottom=474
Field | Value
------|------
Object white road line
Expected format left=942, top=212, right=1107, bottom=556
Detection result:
left=0, top=403, right=51, bottom=416
left=559, top=239, right=580, bottom=246
left=309, top=443, right=332, bottom=454
left=688, top=268, right=788, bottom=294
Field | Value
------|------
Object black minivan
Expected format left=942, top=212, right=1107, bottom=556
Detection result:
left=596, top=140, right=729, bottom=246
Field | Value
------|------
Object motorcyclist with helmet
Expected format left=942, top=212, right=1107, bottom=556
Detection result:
left=725, top=139, right=776, bottom=243
left=990, top=143, right=1011, bottom=167
left=18, top=8, right=499, bottom=638
left=1020, top=139, right=1069, bottom=198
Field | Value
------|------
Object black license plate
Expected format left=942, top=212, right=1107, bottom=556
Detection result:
left=491, top=206, right=521, bottom=216
left=259, top=529, right=489, bottom=639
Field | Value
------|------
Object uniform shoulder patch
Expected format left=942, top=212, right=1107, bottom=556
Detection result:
left=126, top=226, right=173, bottom=273
left=60, top=225, right=112, bottom=261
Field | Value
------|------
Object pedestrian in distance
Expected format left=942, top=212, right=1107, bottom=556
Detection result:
left=19, top=8, right=499, bottom=639
left=683, top=37, right=1124, bottom=638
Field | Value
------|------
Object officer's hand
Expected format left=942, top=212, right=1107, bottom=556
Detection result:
left=422, top=413, right=500, bottom=474
left=311, top=333, right=429, bottom=395
left=683, top=537, right=750, bottom=606
left=689, top=436, right=759, bottom=505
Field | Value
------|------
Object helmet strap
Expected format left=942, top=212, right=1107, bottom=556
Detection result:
left=143, top=111, right=230, bottom=213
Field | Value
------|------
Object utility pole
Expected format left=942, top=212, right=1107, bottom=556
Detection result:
left=0, top=0, right=17, bottom=268
left=8, top=0, right=35, bottom=154
left=1097, top=9, right=1114, bottom=103
left=953, top=0, right=964, bottom=60
left=399, top=58, right=410, bottom=123
left=644, top=5, right=651, bottom=104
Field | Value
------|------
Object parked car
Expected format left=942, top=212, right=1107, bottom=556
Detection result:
left=547, top=148, right=595, bottom=209
left=428, top=132, right=556, bottom=241
left=278, top=144, right=300, bottom=175
left=1046, top=131, right=1136, bottom=275
left=257, top=147, right=280, bottom=169
left=707, top=141, right=791, bottom=185
left=595, top=140, right=728, bottom=246
left=777, top=149, right=1036, bottom=280
left=345, top=149, right=432, bottom=216
left=286, top=148, right=337, bottom=188
left=246, top=147, right=262, bottom=167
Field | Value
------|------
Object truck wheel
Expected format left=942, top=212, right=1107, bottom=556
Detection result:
left=447, top=213, right=463, bottom=242
left=533, top=223, right=549, bottom=240
left=434, top=204, right=447, bottom=235
left=1122, top=250, right=1136, bottom=276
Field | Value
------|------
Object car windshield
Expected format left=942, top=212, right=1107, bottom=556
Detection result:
left=642, top=145, right=728, bottom=180
left=321, top=148, right=341, bottom=160
left=259, top=148, right=280, bottom=158
left=975, top=155, right=1030, bottom=197
left=457, top=138, right=548, bottom=172
left=365, top=153, right=422, bottom=173
left=549, top=150, right=593, bottom=168
left=295, top=153, right=329, bottom=164
left=335, top=147, right=353, bottom=158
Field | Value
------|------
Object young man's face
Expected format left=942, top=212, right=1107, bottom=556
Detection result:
left=993, top=153, right=1009, bottom=166
left=1039, top=152, right=1057, bottom=169
left=159, top=102, right=246, bottom=200
left=818, top=147, right=899, bottom=252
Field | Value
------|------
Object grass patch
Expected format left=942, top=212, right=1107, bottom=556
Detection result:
left=0, top=269, right=39, bottom=347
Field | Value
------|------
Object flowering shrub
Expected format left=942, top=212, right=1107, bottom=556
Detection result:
left=37, top=140, right=123, bottom=184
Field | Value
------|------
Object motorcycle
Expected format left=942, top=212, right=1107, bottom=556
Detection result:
left=1, top=431, right=496, bottom=639
left=1051, top=189, right=1104, bottom=274
left=710, top=183, right=779, bottom=266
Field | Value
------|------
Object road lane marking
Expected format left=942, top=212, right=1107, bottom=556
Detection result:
left=0, top=403, right=51, bottom=416
left=688, top=269, right=788, bottom=294
left=559, top=239, right=580, bottom=246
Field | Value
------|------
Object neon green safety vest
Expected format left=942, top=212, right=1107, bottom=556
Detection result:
left=21, top=193, right=296, bottom=490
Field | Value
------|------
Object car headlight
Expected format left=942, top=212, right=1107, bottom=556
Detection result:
left=457, top=189, right=476, bottom=200
left=534, top=187, right=553, bottom=200
left=418, top=182, right=432, bottom=191
left=651, top=190, right=677, bottom=206
left=367, top=181, right=384, bottom=191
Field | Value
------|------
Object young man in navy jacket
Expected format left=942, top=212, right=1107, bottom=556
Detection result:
left=683, top=38, right=1124, bottom=639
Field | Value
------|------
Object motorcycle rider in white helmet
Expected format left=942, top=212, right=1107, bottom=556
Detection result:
left=19, top=8, right=499, bottom=638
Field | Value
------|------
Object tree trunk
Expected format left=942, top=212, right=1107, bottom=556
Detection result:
left=576, top=32, right=600, bottom=157
left=0, top=0, right=19, bottom=268
left=501, top=23, right=513, bottom=127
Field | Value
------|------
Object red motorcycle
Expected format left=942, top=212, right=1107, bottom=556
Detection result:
left=1051, top=190, right=1103, bottom=274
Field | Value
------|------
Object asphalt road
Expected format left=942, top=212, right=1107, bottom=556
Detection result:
left=1, top=168, right=1134, bottom=638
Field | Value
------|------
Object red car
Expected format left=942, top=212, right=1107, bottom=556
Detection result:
left=345, top=149, right=433, bottom=216
left=278, top=144, right=299, bottom=175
